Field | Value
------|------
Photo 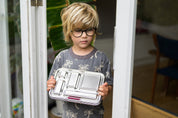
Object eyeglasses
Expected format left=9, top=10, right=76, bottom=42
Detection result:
left=71, top=28, right=96, bottom=38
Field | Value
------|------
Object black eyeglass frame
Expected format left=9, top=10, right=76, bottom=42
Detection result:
left=71, top=28, right=97, bottom=38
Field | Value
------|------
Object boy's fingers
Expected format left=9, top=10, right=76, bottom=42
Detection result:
left=47, top=78, right=56, bottom=84
left=48, top=80, right=56, bottom=84
left=98, top=92, right=104, bottom=96
left=47, top=87, right=51, bottom=91
left=47, top=84, right=55, bottom=91
left=51, top=76, right=55, bottom=79
left=47, top=76, right=56, bottom=91
left=98, top=83, right=110, bottom=100
left=47, top=84, right=55, bottom=88
left=99, top=82, right=108, bottom=88
left=47, top=86, right=52, bottom=91
left=99, top=82, right=109, bottom=90
left=98, top=87, right=103, bottom=92
left=104, top=82, right=108, bottom=86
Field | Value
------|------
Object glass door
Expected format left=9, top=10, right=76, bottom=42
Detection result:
left=0, top=0, right=23, bottom=117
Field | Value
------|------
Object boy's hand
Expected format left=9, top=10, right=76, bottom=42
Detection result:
left=47, top=76, right=56, bottom=91
left=98, top=82, right=112, bottom=100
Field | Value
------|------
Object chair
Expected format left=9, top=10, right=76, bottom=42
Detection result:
left=150, top=34, right=178, bottom=103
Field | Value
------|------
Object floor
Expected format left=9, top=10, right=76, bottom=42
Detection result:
left=132, top=63, right=178, bottom=115
left=48, top=62, right=178, bottom=118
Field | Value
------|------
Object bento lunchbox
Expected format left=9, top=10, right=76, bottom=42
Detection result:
left=49, top=68, right=105, bottom=106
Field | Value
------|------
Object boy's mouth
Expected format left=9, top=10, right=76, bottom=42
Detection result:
left=80, top=40, right=88, bottom=44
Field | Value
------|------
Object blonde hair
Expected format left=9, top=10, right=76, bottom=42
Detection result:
left=61, top=2, right=99, bottom=43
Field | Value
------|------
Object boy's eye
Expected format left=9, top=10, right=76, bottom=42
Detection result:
left=73, top=28, right=94, bottom=32
left=86, top=28, right=93, bottom=31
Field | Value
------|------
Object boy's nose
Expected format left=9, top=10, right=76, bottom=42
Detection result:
left=81, top=31, right=87, bottom=37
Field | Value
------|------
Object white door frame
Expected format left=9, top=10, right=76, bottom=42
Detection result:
left=0, top=0, right=12, bottom=117
left=112, top=0, right=137, bottom=118
left=20, top=0, right=47, bottom=117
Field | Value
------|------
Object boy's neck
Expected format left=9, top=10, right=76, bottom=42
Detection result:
left=72, top=46, right=94, bottom=56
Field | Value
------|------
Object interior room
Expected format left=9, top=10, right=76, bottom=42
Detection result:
left=132, top=0, right=178, bottom=117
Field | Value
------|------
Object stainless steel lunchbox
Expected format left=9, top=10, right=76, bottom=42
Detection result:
left=49, top=68, right=105, bottom=106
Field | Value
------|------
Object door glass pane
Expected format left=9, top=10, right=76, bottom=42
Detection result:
left=132, top=0, right=178, bottom=116
left=0, top=0, right=23, bottom=117
left=9, top=0, right=23, bottom=117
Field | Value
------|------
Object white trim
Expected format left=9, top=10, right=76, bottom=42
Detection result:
left=20, top=0, right=47, bottom=117
left=0, top=0, right=12, bottom=117
left=112, top=0, right=137, bottom=118
left=35, top=4, right=48, bottom=118
left=20, top=0, right=32, bottom=117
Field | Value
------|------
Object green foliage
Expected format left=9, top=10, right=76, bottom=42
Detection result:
left=47, top=0, right=67, bottom=50
left=47, top=0, right=66, bottom=7
left=47, top=0, right=66, bottom=26
left=48, top=25, right=68, bottom=50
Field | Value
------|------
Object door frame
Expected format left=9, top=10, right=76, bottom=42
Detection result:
left=112, top=0, right=137, bottom=117
left=20, top=0, right=48, bottom=117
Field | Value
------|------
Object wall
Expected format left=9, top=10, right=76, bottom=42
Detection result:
left=144, top=0, right=178, bottom=25
left=95, top=34, right=156, bottom=66
left=96, top=0, right=116, bottom=39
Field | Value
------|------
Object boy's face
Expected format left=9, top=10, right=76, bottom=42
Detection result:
left=70, top=27, right=95, bottom=49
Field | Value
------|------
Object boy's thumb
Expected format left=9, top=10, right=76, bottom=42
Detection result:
left=104, top=82, right=108, bottom=86
left=51, top=76, right=54, bottom=79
